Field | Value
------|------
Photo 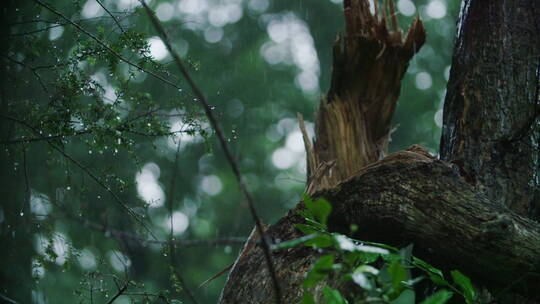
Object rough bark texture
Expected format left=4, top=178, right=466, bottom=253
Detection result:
left=301, top=0, right=425, bottom=194
left=326, top=147, right=540, bottom=301
left=220, top=0, right=540, bottom=303
left=220, top=147, right=540, bottom=303
left=440, top=0, right=540, bottom=218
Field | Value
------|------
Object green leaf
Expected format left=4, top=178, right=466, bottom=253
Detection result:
left=295, top=223, right=318, bottom=235
left=412, top=257, right=449, bottom=286
left=304, top=218, right=328, bottom=231
left=399, top=244, right=414, bottom=266
left=354, top=265, right=379, bottom=276
left=420, top=290, right=454, bottom=304
left=388, top=260, right=408, bottom=290
left=333, top=234, right=390, bottom=255
left=451, top=270, right=476, bottom=303
left=272, top=234, right=319, bottom=250
left=300, top=292, right=316, bottom=304
left=322, top=286, right=347, bottom=304
left=400, top=276, right=425, bottom=289
left=304, top=196, right=332, bottom=227
left=303, top=255, right=335, bottom=287
left=297, top=209, right=314, bottom=221
left=390, top=289, right=415, bottom=304
left=304, top=234, right=334, bottom=248
left=351, top=272, right=374, bottom=290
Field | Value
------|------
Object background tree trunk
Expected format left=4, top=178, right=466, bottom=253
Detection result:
left=219, top=0, right=540, bottom=303
left=0, top=1, right=34, bottom=303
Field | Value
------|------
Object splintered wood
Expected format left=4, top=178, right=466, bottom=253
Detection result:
left=302, top=0, right=425, bottom=195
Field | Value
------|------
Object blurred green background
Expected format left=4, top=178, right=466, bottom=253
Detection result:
left=0, top=0, right=460, bottom=303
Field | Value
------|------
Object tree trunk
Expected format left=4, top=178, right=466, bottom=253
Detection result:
left=440, top=0, right=540, bottom=218
left=219, top=0, right=540, bottom=303
left=0, top=1, right=34, bottom=303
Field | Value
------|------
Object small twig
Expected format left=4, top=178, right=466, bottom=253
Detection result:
left=164, top=137, right=200, bottom=304
left=21, top=147, right=31, bottom=217
left=51, top=199, right=249, bottom=247
left=3, top=55, right=48, bottom=93
left=0, top=294, right=19, bottom=304
left=0, top=114, right=194, bottom=145
left=139, top=2, right=282, bottom=303
left=106, top=281, right=128, bottom=304
left=0, top=130, right=91, bottom=144
left=95, top=0, right=126, bottom=34
left=7, top=14, right=133, bottom=37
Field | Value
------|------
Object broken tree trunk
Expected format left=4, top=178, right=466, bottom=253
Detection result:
left=302, top=0, right=425, bottom=194
left=219, top=0, right=540, bottom=303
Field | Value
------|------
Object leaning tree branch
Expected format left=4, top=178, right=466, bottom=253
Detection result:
left=95, top=0, right=126, bottom=34
left=220, top=146, right=540, bottom=303
left=323, top=147, right=540, bottom=299
left=139, top=1, right=283, bottom=303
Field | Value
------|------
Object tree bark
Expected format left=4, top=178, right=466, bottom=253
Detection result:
left=220, top=147, right=540, bottom=303
left=301, top=0, right=425, bottom=194
left=440, top=0, right=540, bottom=218
left=220, top=0, right=540, bottom=303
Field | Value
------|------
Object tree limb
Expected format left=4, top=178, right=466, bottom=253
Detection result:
left=220, top=146, right=540, bottom=303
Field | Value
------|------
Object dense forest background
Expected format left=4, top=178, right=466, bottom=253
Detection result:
left=1, top=0, right=461, bottom=303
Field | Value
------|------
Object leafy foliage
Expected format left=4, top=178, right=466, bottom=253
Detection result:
left=274, top=195, right=480, bottom=304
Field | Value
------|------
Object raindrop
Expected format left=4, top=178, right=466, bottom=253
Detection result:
left=20, top=212, right=24, bottom=216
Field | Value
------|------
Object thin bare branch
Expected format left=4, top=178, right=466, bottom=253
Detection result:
left=0, top=293, right=18, bottom=304
left=95, top=0, right=126, bottom=34
left=106, top=281, right=128, bottom=304
left=164, top=137, right=200, bottom=304
left=139, top=2, right=282, bottom=303
left=3, top=55, right=49, bottom=93
left=60, top=207, right=249, bottom=247
left=7, top=14, right=133, bottom=37
left=21, top=147, right=31, bottom=217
